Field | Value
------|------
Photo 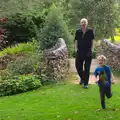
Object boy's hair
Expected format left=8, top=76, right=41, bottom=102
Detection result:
left=97, top=55, right=107, bottom=61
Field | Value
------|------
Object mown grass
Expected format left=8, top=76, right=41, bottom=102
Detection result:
left=0, top=74, right=120, bottom=120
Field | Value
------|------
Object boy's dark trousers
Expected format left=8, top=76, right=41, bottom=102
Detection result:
left=99, top=85, right=112, bottom=109
left=75, top=51, right=92, bottom=85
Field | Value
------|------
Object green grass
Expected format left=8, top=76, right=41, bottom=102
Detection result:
left=0, top=41, right=36, bottom=57
left=113, top=70, right=120, bottom=79
left=0, top=74, right=120, bottom=120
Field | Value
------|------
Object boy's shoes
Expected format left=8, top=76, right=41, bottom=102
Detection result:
left=84, top=85, right=88, bottom=89
left=101, top=100, right=106, bottom=109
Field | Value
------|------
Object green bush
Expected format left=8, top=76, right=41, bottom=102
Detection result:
left=0, top=75, right=41, bottom=96
left=92, top=47, right=96, bottom=59
left=39, top=74, right=57, bottom=85
left=38, top=4, right=74, bottom=57
left=3, top=11, right=45, bottom=45
left=0, top=40, right=37, bottom=57
left=7, top=52, right=43, bottom=76
left=0, top=69, right=12, bottom=80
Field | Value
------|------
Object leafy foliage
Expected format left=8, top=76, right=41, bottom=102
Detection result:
left=0, top=18, right=8, bottom=49
left=0, top=40, right=37, bottom=57
left=38, top=4, right=74, bottom=56
left=7, top=53, right=43, bottom=76
left=66, top=0, right=119, bottom=39
left=2, top=12, right=45, bottom=45
left=0, top=75, right=41, bottom=96
left=39, top=74, right=57, bottom=85
left=108, top=28, right=120, bottom=43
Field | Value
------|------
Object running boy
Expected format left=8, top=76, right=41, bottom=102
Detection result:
left=94, top=55, right=114, bottom=109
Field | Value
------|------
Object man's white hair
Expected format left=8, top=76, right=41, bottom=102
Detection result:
left=80, top=18, right=88, bottom=24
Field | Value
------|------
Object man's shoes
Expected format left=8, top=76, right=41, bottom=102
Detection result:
left=84, top=85, right=88, bottom=89
left=79, top=80, right=83, bottom=85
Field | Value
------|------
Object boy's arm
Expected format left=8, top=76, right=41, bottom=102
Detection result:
left=94, top=69, right=99, bottom=83
left=94, top=76, right=99, bottom=84
left=108, top=66, right=115, bottom=84
left=111, top=73, right=115, bottom=84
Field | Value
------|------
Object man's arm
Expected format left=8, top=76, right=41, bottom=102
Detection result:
left=91, top=40, right=94, bottom=52
left=74, top=40, right=78, bottom=52
left=74, top=30, right=78, bottom=52
left=91, top=30, right=95, bottom=52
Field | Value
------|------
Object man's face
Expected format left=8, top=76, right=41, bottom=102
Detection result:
left=80, top=20, right=87, bottom=28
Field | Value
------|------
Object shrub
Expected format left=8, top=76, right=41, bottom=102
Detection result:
left=0, top=18, right=8, bottom=49
left=108, top=28, right=120, bottom=43
left=92, top=46, right=96, bottom=59
left=0, top=40, right=37, bottom=57
left=7, top=59, right=34, bottom=75
left=3, top=11, right=45, bottom=45
left=0, top=69, right=12, bottom=80
left=7, top=52, right=43, bottom=76
left=38, top=4, right=74, bottom=57
left=39, top=74, right=57, bottom=85
left=0, top=75, right=41, bottom=96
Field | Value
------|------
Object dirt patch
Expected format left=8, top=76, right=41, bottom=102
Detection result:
left=72, top=74, right=96, bottom=85
left=72, top=73, right=119, bottom=85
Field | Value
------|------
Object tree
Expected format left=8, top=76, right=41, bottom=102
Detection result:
left=0, top=0, right=48, bottom=17
left=65, top=0, right=119, bottom=40
left=38, top=4, right=73, bottom=56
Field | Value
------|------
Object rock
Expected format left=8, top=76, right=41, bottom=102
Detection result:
left=43, top=38, right=69, bottom=81
left=97, top=39, right=120, bottom=71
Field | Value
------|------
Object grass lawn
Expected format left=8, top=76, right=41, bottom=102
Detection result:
left=0, top=74, right=120, bottom=120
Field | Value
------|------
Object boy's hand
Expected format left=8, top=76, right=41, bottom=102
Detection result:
left=112, top=80, right=115, bottom=84
left=95, top=80, right=98, bottom=84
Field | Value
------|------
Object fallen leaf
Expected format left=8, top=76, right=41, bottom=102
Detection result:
left=74, top=111, right=79, bottom=114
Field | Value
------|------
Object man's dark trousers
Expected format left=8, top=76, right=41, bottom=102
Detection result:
left=75, top=50, right=92, bottom=85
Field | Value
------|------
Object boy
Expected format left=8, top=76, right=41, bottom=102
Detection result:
left=94, top=55, right=114, bottom=109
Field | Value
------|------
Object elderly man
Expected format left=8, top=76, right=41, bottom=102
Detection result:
left=74, top=18, right=95, bottom=89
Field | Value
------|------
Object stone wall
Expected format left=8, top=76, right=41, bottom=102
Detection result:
left=97, top=39, right=120, bottom=71
left=43, top=38, right=69, bottom=82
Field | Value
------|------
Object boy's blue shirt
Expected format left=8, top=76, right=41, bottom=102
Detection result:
left=94, top=65, right=112, bottom=86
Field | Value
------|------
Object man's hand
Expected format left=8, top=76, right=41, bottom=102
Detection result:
left=91, top=48, right=94, bottom=53
left=75, top=48, right=78, bottom=53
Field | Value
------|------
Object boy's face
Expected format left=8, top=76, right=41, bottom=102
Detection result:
left=98, top=59, right=105, bottom=67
